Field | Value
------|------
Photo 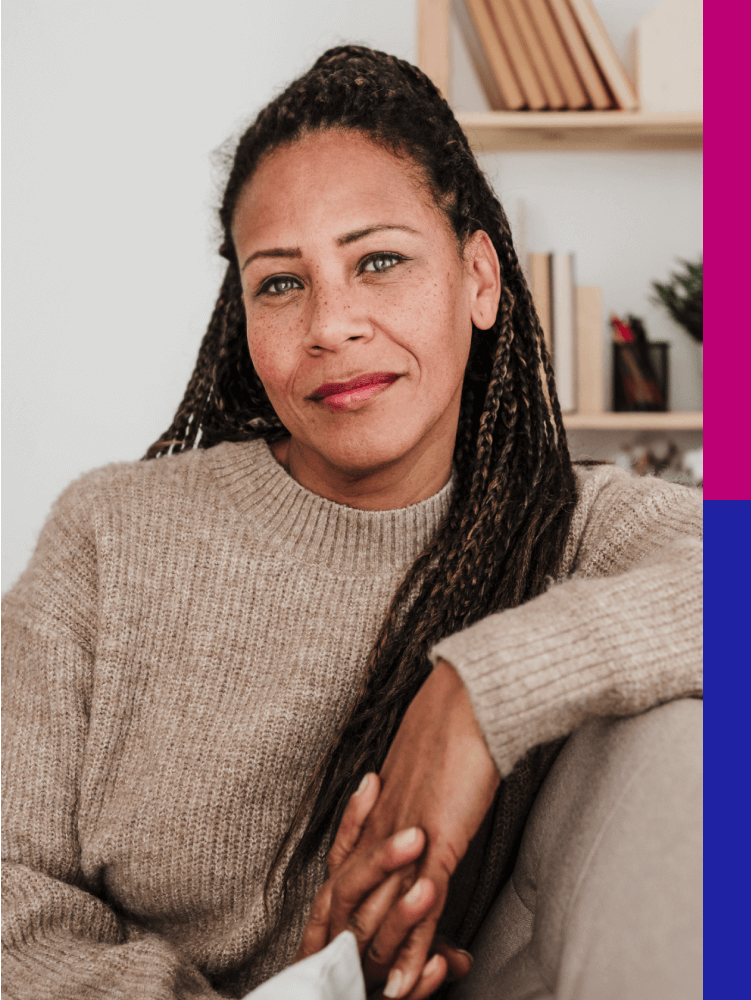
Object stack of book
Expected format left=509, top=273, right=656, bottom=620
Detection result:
left=529, top=252, right=603, bottom=414
left=456, top=0, right=637, bottom=110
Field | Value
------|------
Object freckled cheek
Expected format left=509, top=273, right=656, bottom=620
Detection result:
left=246, top=326, right=298, bottom=400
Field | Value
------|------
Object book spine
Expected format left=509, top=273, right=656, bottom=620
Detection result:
left=453, top=0, right=505, bottom=108
left=486, top=0, right=547, bottom=109
left=552, top=253, right=577, bottom=413
left=576, top=286, right=604, bottom=413
left=567, top=0, right=638, bottom=109
left=464, top=0, right=526, bottom=108
left=529, top=252, right=553, bottom=358
left=523, top=0, right=589, bottom=108
left=548, top=0, right=613, bottom=109
left=506, top=0, right=566, bottom=108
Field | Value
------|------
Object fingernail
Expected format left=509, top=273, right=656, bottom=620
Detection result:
left=457, top=949, right=473, bottom=965
left=421, top=954, right=441, bottom=978
left=403, top=878, right=427, bottom=906
left=392, top=827, right=420, bottom=850
left=383, top=969, right=403, bottom=998
left=354, top=773, right=370, bottom=796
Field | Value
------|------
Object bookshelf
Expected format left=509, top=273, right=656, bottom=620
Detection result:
left=457, top=111, right=702, bottom=152
left=564, top=411, right=702, bottom=431
left=417, top=2, right=703, bottom=151
left=417, top=0, right=703, bottom=435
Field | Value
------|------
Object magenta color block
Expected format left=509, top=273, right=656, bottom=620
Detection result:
left=704, top=1, right=748, bottom=500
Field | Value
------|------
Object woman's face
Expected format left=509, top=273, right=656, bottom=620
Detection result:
left=232, top=130, right=500, bottom=497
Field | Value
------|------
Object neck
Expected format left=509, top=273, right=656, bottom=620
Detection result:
left=271, top=437, right=454, bottom=511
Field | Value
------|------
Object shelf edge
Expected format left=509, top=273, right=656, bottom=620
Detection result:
left=564, top=412, right=703, bottom=431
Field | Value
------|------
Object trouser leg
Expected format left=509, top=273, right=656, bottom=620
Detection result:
left=447, top=699, right=702, bottom=1000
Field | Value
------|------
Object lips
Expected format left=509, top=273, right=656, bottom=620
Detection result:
left=309, top=372, right=401, bottom=412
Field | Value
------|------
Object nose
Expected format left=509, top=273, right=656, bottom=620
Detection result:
left=302, top=285, right=373, bottom=354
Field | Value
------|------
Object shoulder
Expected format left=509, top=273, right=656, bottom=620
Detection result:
left=45, top=439, right=267, bottom=529
left=564, top=462, right=702, bottom=577
left=4, top=441, right=269, bottom=610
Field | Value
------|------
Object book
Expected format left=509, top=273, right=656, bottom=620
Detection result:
left=461, top=0, right=526, bottom=108
left=529, top=252, right=552, bottom=358
left=523, top=0, right=588, bottom=109
left=486, top=0, right=547, bottom=109
left=551, top=253, right=577, bottom=412
left=576, top=286, right=604, bottom=413
left=506, top=0, right=567, bottom=109
left=567, top=0, right=638, bottom=109
left=547, top=0, right=613, bottom=109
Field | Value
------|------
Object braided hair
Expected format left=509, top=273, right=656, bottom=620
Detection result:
left=146, top=46, right=578, bottom=939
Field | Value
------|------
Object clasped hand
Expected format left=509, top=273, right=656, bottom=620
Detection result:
left=295, top=659, right=500, bottom=998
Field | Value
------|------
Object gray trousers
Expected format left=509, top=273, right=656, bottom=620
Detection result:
left=447, top=699, right=702, bottom=1000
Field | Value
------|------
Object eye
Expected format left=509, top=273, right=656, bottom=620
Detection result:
left=361, top=253, right=406, bottom=274
left=258, top=275, right=302, bottom=297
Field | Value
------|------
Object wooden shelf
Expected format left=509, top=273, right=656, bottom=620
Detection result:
left=416, top=4, right=702, bottom=152
left=456, top=111, right=702, bottom=152
left=563, top=411, right=702, bottom=431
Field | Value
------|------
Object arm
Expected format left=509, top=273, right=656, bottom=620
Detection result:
left=2, top=478, right=221, bottom=1000
left=320, top=470, right=702, bottom=997
left=430, top=471, right=702, bottom=778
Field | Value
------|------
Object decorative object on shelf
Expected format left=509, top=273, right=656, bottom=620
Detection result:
left=611, top=315, right=669, bottom=412
left=454, top=0, right=636, bottom=110
left=652, top=258, right=703, bottom=343
left=633, top=0, right=702, bottom=114
left=614, top=439, right=702, bottom=486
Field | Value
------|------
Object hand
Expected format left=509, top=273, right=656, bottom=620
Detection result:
left=296, top=769, right=474, bottom=998
left=326, top=659, right=499, bottom=998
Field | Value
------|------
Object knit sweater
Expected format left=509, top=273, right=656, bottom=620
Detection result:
left=2, top=439, right=702, bottom=999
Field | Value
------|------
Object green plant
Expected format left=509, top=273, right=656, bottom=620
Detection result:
left=652, top=258, right=703, bottom=343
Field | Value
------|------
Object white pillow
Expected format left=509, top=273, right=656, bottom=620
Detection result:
left=244, top=930, right=366, bottom=1000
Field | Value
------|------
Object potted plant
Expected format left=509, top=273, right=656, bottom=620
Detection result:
left=652, top=258, right=703, bottom=343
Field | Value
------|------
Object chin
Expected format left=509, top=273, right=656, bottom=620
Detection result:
left=312, top=424, right=424, bottom=476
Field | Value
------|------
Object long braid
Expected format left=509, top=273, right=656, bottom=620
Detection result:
left=146, top=46, right=579, bottom=945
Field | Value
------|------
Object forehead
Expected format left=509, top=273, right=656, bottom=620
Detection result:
left=232, top=130, right=448, bottom=247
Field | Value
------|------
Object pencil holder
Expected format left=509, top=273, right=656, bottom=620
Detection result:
left=613, top=342, right=669, bottom=412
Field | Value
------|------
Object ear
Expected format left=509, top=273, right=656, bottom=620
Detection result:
left=464, top=230, right=501, bottom=330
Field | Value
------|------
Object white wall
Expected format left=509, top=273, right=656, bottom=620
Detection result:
left=2, top=0, right=702, bottom=592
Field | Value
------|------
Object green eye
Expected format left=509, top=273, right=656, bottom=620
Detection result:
left=260, top=276, right=300, bottom=296
left=363, top=254, right=402, bottom=273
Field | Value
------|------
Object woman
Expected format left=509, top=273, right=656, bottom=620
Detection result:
left=2, top=46, right=702, bottom=1000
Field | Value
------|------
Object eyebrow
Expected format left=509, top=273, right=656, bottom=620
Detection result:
left=240, top=224, right=420, bottom=272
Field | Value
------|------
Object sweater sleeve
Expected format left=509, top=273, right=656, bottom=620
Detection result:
left=429, top=468, right=702, bottom=779
left=1, top=476, right=222, bottom=1000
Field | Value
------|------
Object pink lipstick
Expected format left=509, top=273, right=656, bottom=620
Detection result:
left=309, top=372, right=400, bottom=412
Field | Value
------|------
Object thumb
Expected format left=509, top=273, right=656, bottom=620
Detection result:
left=295, top=880, right=333, bottom=960
left=327, top=773, right=380, bottom=875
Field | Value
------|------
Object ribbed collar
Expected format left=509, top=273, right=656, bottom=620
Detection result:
left=206, top=439, right=455, bottom=574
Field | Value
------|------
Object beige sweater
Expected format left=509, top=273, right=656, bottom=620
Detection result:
left=1, top=440, right=702, bottom=999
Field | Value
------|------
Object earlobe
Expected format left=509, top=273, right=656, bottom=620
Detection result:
left=467, top=231, right=502, bottom=330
